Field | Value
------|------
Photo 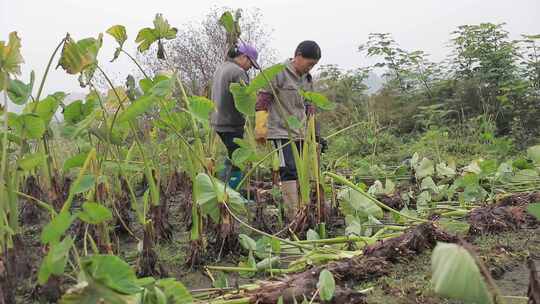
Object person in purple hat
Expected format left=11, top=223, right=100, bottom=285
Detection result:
left=211, top=42, right=259, bottom=188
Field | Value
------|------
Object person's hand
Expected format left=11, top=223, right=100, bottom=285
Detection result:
left=255, top=111, right=269, bottom=145
left=306, top=103, right=316, bottom=116
left=317, top=137, right=328, bottom=153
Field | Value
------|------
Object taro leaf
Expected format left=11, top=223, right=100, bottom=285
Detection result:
left=57, top=35, right=102, bottom=75
left=362, top=215, right=381, bottom=237
left=14, top=113, right=45, bottom=139
left=414, top=157, right=435, bottom=180
left=106, top=25, right=127, bottom=56
left=117, top=95, right=154, bottom=123
left=527, top=203, right=540, bottom=221
left=286, top=115, right=303, bottom=130
left=511, top=169, right=539, bottom=184
left=25, top=95, right=60, bottom=125
left=345, top=217, right=363, bottom=236
left=38, top=236, right=73, bottom=284
left=188, top=96, right=214, bottom=122
left=318, top=269, right=336, bottom=301
left=300, top=91, right=335, bottom=111
left=136, top=14, right=177, bottom=53
left=63, top=151, right=89, bottom=171
left=420, top=177, right=440, bottom=194
left=135, top=27, right=158, bottom=52
left=153, top=14, right=177, bottom=39
left=512, top=158, right=534, bottom=170
left=81, top=255, right=141, bottom=294
left=0, top=32, right=24, bottom=86
left=527, top=145, right=540, bottom=165
left=239, top=234, right=257, bottom=251
left=431, top=242, right=492, bottom=304
left=436, top=162, right=456, bottom=178
left=232, top=147, right=256, bottom=169
left=219, top=11, right=235, bottom=34
left=59, top=280, right=138, bottom=304
left=63, top=97, right=95, bottom=125
left=213, top=272, right=229, bottom=289
left=307, top=229, right=320, bottom=241
left=437, top=219, right=470, bottom=235
left=150, top=78, right=174, bottom=97
left=462, top=160, right=482, bottom=174
left=41, top=211, right=75, bottom=245
left=78, top=202, right=112, bottom=225
left=338, top=188, right=383, bottom=220
left=7, top=71, right=34, bottom=105
left=194, top=173, right=246, bottom=223
left=106, top=25, right=127, bottom=45
left=479, top=159, right=498, bottom=177
left=246, top=64, right=286, bottom=94
left=71, top=174, right=95, bottom=194
left=17, top=152, right=46, bottom=171
left=63, top=100, right=84, bottom=124
left=139, top=78, right=154, bottom=94
left=230, top=83, right=256, bottom=117
left=155, top=278, right=193, bottom=304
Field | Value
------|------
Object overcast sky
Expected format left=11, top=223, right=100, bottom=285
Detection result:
left=1, top=0, right=539, bottom=96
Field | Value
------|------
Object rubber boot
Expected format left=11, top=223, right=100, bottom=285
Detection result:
left=280, top=180, right=299, bottom=223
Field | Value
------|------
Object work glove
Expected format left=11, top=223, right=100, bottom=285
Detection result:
left=255, top=110, right=269, bottom=145
left=317, top=136, right=328, bottom=153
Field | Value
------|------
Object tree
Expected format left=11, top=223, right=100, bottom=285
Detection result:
left=139, top=7, right=276, bottom=96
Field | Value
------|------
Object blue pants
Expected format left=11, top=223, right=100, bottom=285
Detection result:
left=271, top=139, right=303, bottom=182
left=217, top=131, right=244, bottom=188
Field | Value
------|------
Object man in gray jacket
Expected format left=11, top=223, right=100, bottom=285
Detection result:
left=254, top=40, right=322, bottom=222
left=211, top=42, right=259, bottom=189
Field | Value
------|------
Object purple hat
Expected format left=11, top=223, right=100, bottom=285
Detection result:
left=237, top=42, right=260, bottom=69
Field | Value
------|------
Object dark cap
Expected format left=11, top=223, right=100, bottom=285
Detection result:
left=295, top=40, right=321, bottom=60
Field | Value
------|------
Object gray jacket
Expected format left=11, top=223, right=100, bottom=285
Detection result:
left=210, top=60, right=249, bottom=132
left=266, top=59, right=314, bottom=139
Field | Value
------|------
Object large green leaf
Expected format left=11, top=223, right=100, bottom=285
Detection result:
left=136, top=14, right=177, bottom=53
left=117, top=95, right=154, bottom=123
left=71, top=174, right=95, bottom=194
left=38, top=236, right=73, bottom=284
left=41, top=211, right=75, bottom=245
left=527, top=145, right=540, bottom=165
left=59, top=280, right=138, bottom=304
left=63, top=151, right=89, bottom=171
left=25, top=95, right=60, bottom=125
left=7, top=71, right=34, bottom=105
left=247, top=64, right=286, bottom=94
left=239, top=234, right=257, bottom=251
left=188, top=96, right=214, bottom=122
left=78, top=202, right=113, bottom=225
left=194, top=173, right=246, bottom=223
left=414, top=157, right=435, bottom=179
left=318, top=269, right=336, bottom=301
left=106, top=25, right=127, bottom=47
left=219, top=12, right=235, bottom=34
left=0, top=32, right=24, bottom=81
left=230, top=83, right=256, bottom=117
left=57, top=35, right=102, bottom=75
left=155, top=278, right=193, bottom=304
left=17, top=152, right=46, bottom=171
left=338, top=188, right=383, bottom=220
left=300, top=91, right=335, bottom=111
left=63, top=97, right=95, bottom=125
left=81, top=255, right=141, bottom=295
left=14, top=113, right=46, bottom=139
left=431, top=242, right=492, bottom=304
